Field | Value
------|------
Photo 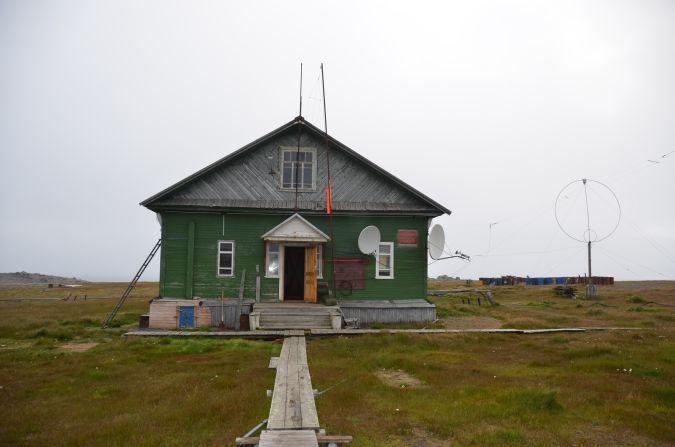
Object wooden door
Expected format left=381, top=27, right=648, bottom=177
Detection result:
left=178, top=306, right=194, bottom=328
left=304, top=245, right=317, bottom=303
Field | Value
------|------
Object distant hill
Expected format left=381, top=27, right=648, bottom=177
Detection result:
left=0, top=271, right=88, bottom=286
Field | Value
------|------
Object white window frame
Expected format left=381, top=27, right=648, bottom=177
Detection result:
left=266, top=242, right=280, bottom=278
left=217, top=240, right=235, bottom=277
left=316, top=244, right=323, bottom=279
left=375, top=242, right=394, bottom=279
left=280, top=147, right=317, bottom=191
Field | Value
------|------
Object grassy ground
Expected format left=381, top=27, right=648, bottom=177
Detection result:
left=425, top=279, right=675, bottom=331
left=0, top=281, right=673, bottom=446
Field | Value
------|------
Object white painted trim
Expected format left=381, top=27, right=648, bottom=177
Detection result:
left=375, top=242, right=395, bottom=279
left=261, top=213, right=330, bottom=242
left=317, top=243, right=323, bottom=279
left=278, top=244, right=285, bottom=301
left=265, top=241, right=280, bottom=278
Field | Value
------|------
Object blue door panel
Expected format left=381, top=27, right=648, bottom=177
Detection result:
left=179, top=306, right=194, bottom=328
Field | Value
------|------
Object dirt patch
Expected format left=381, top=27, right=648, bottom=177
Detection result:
left=59, top=342, right=99, bottom=353
left=570, top=424, right=673, bottom=447
left=443, top=316, right=502, bottom=330
left=406, top=427, right=450, bottom=447
left=377, top=369, right=424, bottom=388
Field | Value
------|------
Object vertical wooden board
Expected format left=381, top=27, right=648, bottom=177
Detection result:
left=296, top=336, right=319, bottom=429
left=298, top=364, right=320, bottom=429
left=159, top=213, right=167, bottom=298
left=284, top=345, right=302, bottom=428
left=268, top=336, right=292, bottom=429
left=304, top=246, right=317, bottom=303
left=186, top=221, right=195, bottom=298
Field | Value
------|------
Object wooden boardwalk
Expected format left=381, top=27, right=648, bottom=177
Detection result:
left=258, top=430, right=318, bottom=447
left=267, top=335, right=320, bottom=431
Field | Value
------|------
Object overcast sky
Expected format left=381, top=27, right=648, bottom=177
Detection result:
left=1, top=0, right=674, bottom=282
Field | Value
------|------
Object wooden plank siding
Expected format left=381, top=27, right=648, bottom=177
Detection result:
left=148, top=299, right=211, bottom=330
left=159, top=212, right=429, bottom=301
left=146, top=122, right=444, bottom=215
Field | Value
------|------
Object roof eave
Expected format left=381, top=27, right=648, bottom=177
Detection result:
left=141, top=116, right=452, bottom=216
left=299, top=120, right=452, bottom=216
left=140, top=116, right=303, bottom=208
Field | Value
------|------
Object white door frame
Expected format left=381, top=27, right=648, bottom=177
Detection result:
left=278, top=242, right=314, bottom=301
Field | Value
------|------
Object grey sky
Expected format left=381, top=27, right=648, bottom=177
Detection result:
left=1, top=0, right=674, bottom=281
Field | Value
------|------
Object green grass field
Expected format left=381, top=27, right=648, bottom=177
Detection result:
left=0, top=281, right=673, bottom=446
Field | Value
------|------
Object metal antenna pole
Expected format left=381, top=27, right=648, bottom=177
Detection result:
left=321, top=63, right=337, bottom=297
left=294, top=63, right=303, bottom=211
left=588, top=241, right=592, bottom=283
left=582, top=178, right=592, bottom=285
left=299, top=62, right=303, bottom=117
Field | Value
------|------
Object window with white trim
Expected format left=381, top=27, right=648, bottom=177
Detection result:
left=217, top=241, right=235, bottom=276
left=281, top=148, right=316, bottom=190
left=376, top=242, right=394, bottom=279
left=316, top=244, right=323, bottom=279
left=266, top=242, right=280, bottom=278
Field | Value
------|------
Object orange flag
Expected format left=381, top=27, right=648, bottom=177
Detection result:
left=326, top=182, right=332, bottom=214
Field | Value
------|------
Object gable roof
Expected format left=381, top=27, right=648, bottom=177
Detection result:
left=261, top=213, right=330, bottom=242
left=141, top=116, right=451, bottom=216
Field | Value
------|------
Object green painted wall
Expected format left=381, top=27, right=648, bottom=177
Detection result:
left=159, top=211, right=429, bottom=300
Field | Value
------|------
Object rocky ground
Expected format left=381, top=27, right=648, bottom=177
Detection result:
left=0, top=271, right=88, bottom=287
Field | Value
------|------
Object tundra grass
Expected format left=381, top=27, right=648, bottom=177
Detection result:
left=428, top=280, right=675, bottom=330
left=0, top=281, right=673, bottom=446
left=309, top=330, right=675, bottom=446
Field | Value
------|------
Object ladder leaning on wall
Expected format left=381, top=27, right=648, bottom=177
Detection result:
left=101, top=238, right=161, bottom=328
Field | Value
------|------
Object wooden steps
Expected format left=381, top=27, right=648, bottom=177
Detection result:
left=253, top=303, right=341, bottom=330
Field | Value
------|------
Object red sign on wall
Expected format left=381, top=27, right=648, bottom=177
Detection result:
left=397, top=230, right=418, bottom=245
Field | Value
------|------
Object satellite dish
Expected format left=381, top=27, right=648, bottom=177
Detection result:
left=428, top=224, right=445, bottom=260
left=358, top=226, right=381, bottom=255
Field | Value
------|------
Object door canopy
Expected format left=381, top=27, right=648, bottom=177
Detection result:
left=261, top=214, right=330, bottom=243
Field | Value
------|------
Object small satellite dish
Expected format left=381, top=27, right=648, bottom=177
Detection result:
left=428, top=224, right=445, bottom=260
left=358, top=226, right=381, bottom=255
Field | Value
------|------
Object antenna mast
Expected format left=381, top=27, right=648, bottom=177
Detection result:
left=555, top=178, right=621, bottom=298
left=294, top=63, right=303, bottom=211
left=582, top=178, right=592, bottom=286
left=321, top=63, right=337, bottom=296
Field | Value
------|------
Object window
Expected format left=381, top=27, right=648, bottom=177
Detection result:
left=376, top=242, right=394, bottom=279
left=266, top=242, right=280, bottom=278
left=217, top=241, right=235, bottom=276
left=316, top=244, right=323, bottom=279
left=281, top=148, right=315, bottom=190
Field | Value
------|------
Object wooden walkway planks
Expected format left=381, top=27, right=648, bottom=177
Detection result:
left=258, top=430, right=319, bottom=447
left=267, top=336, right=320, bottom=431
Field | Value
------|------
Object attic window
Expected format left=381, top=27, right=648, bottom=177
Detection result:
left=281, top=147, right=316, bottom=190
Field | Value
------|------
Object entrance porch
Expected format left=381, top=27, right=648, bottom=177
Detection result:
left=262, top=213, right=330, bottom=303
left=249, top=302, right=342, bottom=330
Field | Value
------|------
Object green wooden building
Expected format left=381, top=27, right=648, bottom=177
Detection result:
left=141, top=116, right=450, bottom=327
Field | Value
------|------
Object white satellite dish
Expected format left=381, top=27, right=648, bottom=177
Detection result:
left=358, top=226, right=381, bottom=255
left=428, top=224, right=445, bottom=260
